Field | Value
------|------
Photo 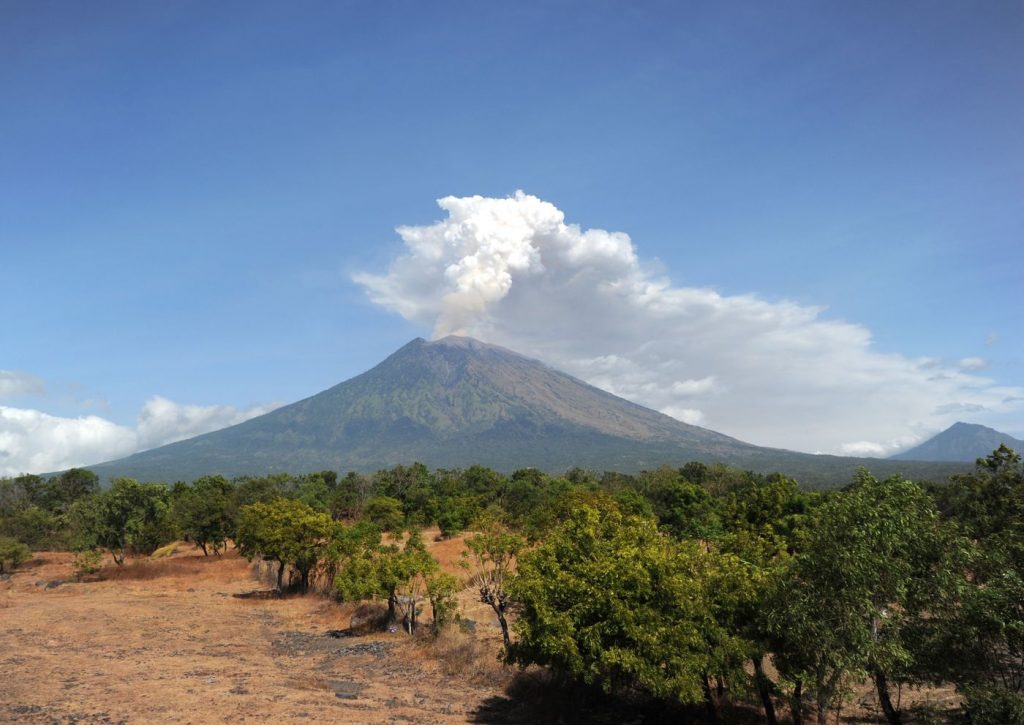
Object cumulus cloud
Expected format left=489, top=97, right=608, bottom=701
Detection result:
left=355, top=191, right=1024, bottom=456
left=0, top=396, right=282, bottom=476
left=0, top=370, right=46, bottom=398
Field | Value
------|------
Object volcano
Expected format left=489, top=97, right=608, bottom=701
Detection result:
left=81, top=336, right=968, bottom=487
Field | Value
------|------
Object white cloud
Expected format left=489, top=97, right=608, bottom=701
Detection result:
left=958, top=357, right=987, bottom=371
left=0, top=406, right=137, bottom=477
left=355, top=191, right=1024, bottom=455
left=136, top=396, right=282, bottom=450
left=0, top=370, right=46, bottom=398
left=0, top=396, right=282, bottom=476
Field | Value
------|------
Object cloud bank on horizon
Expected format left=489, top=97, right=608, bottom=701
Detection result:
left=356, top=191, right=1024, bottom=456
left=0, top=394, right=280, bottom=476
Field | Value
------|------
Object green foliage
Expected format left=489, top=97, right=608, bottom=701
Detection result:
left=67, top=479, right=174, bottom=565
left=71, top=548, right=104, bottom=578
left=770, top=470, right=964, bottom=724
left=171, top=475, right=233, bottom=555
left=362, top=496, right=405, bottom=532
left=426, top=571, right=461, bottom=631
left=236, top=497, right=333, bottom=591
left=0, top=505, right=63, bottom=550
left=0, top=536, right=31, bottom=574
left=509, top=503, right=747, bottom=706
left=936, top=446, right=1024, bottom=715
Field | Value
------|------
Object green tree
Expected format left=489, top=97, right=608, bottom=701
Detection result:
left=172, top=475, right=233, bottom=555
left=236, top=497, right=333, bottom=591
left=937, top=446, right=1024, bottom=722
left=45, top=468, right=99, bottom=513
left=508, top=503, right=746, bottom=720
left=770, top=471, right=963, bottom=725
left=426, top=571, right=461, bottom=632
left=363, top=496, right=405, bottom=532
left=68, top=479, right=173, bottom=565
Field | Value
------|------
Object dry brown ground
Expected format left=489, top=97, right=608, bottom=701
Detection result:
left=0, top=530, right=960, bottom=724
left=0, top=533, right=511, bottom=725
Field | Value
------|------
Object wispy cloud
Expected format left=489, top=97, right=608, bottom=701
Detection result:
left=355, top=191, right=1024, bottom=456
left=0, top=370, right=46, bottom=398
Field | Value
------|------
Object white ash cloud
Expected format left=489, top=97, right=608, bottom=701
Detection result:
left=355, top=191, right=1024, bottom=456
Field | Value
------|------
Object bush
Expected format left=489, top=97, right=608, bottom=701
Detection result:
left=71, top=548, right=104, bottom=578
left=963, top=685, right=1024, bottom=725
left=0, top=536, right=31, bottom=574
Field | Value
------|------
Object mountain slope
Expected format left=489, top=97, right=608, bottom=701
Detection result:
left=891, top=422, right=1024, bottom=462
left=82, top=336, right=969, bottom=487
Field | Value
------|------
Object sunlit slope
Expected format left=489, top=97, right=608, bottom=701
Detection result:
left=83, top=336, right=968, bottom=487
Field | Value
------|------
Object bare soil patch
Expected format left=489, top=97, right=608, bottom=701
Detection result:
left=0, top=545, right=508, bottom=724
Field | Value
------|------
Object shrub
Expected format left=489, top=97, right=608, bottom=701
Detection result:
left=0, top=536, right=31, bottom=574
left=71, top=548, right=104, bottom=578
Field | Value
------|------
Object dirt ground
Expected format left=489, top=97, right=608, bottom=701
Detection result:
left=0, top=535, right=512, bottom=725
left=1, top=532, right=960, bottom=724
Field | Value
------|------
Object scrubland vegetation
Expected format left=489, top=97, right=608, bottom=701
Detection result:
left=2, top=447, right=1023, bottom=724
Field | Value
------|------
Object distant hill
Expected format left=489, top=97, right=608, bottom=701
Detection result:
left=80, top=336, right=968, bottom=488
left=891, top=422, right=1024, bottom=462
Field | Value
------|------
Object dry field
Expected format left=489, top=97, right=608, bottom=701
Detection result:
left=1, top=532, right=960, bottom=724
left=0, top=533, right=516, bottom=725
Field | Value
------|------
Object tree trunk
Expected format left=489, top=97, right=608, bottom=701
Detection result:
left=701, top=673, right=720, bottom=725
left=873, top=670, right=902, bottom=725
left=496, top=610, right=511, bottom=648
left=300, top=567, right=309, bottom=593
left=387, top=589, right=397, bottom=625
left=753, top=656, right=778, bottom=725
left=276, top=560, right=285, bottom=591
left=816, top=688, right=830, bottom=725
left=791, top=679, right=803, bottom=725
left=199, top=542, right=208, bottom=556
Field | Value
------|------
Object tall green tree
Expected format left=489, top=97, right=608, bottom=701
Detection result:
left=770, top=471, right=964, bottom=725
left=509, top=503, right=747, bottom=721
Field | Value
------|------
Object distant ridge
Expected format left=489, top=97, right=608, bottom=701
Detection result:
left=891, top=422, right=1024, bottom=462
left=79, top=336, right=969, bottom=487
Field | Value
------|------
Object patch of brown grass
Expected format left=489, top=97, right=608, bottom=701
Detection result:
left=98, top=549, right=243, bottom=582
left=413, top=626, right=512, bottom=688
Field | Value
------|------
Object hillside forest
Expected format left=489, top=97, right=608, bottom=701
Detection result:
left=2, top=447, right=1023, bottom=724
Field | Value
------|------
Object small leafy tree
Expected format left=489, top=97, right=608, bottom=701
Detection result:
left=0, top=536, right=31, bottom=574
left=334, top=529, right=441, bottom=633
left=68, top=479, right=173, bottom=565
left=394, top=531, right=439, bottom=634
left=236, top=497, right=332, bottom=591
left=426, top=571, right=461, bottom=632
left=172, top=475, right=233, bottom=555
left=462, top=520, right=524, bottom=648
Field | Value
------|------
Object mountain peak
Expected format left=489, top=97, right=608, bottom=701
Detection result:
left=75, top=338, right=973, bottom=486
left=891, top=422, right=1023, bottom=462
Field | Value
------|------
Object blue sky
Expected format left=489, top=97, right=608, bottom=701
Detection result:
left=2, top=1, right=1022, bottom=473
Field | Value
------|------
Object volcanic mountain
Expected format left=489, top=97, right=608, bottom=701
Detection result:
left=891, top=422, right=1024, bottom=463
left=82, top=336, right=968, bottom=487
